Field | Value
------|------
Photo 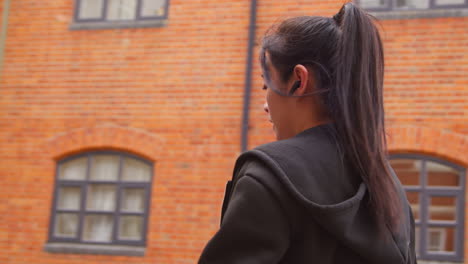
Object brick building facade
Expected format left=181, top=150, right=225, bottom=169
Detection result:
left=0, top=0, right=467, bottom=263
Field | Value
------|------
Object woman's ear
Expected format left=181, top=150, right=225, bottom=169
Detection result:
left=291, top=64, right=312, bottom=96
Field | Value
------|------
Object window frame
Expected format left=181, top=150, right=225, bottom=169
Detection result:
left=356, top=0, right=468, bottom=11
left=390, top=154, right=466, bottom=262
left=71, top=0, right=170, bottom=30
left=47, top=151, right=154, bottom=248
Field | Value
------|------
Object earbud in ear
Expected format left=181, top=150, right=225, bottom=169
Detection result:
left=289, top=80, right=301, bottom=95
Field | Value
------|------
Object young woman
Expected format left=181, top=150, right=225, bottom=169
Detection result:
left=199, top=3, right=417, bottom=263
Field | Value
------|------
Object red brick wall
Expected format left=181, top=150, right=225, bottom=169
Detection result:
left=0, top=1, right=467, bottom=264
left=0, top=1, right=4, bottom=33
left=383, top=18, right=468, bottom=134
left=1, top=0, right=249, bottom=263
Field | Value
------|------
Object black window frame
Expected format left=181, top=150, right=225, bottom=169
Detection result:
left=47, top=151, right=154, bottom=248
left=356, top=0, right=468, bottom=11
left=390, top=154, right=466, bottom=262
left=71, top=0, right=170, bottom=30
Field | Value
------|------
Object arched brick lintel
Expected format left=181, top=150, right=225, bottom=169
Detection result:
left=387, top=125, right=468, bottom=167
left=43, top=124, right=165, bottom=162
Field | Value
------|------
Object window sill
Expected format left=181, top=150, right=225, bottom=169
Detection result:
left=44, top=242, right=145, bottom=256
left=418, top=261, right=463, bottom=264
left=70, top=19, right=168, bottom=30
left=369, top=8, right=468, bottom=20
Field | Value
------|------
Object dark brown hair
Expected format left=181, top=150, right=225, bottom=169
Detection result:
left=260, top=3, right=401, bottom=234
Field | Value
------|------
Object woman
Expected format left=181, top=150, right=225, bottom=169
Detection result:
left=199, top=3, right=417, bottom=264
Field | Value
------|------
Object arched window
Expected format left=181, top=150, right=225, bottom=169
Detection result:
left=46, top=151, right=153, bottom=255
left=390, top=154, right=466, bottom=263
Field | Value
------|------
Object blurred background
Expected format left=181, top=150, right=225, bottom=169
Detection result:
left=0, top=0, right=466, bottom=263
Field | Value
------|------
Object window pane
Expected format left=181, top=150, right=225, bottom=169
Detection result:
left=436, top=0, right=464, bottom=4
left=359, top=0, right=387, bottom=8
left=390, top=159, right=421, bottom=186
left=57, top=186, right=81, bottom=211
left=78, top=0, right=104, bottom=19
left=107, top=0, right=137, bottom=20
left=415, top=226, right=420, bottom=257
left=119, top=216, right=143, bottom=240
left=54, top=213, right=79, bottom=238
left=83, top=214, right=114, bottom=242
left=121, top=188, right=145, bottom=213
left=90, top=155, right=119, bottom=181
left=122, top=157, right=151, bottom=182
left=406, top=192, right=420, bottom=221
left=141, top=0, right=167, bottom=17
left=59, top=157, right=87, bottom=181
left=86, top=184, right=117, bottom=211
left=427, top=161, right=460, bottom=187
left=396, top=0, right=430, bottom=9
left=427, top=226, right=456, bottom=253
left=429, top=196, right=456, bottom=221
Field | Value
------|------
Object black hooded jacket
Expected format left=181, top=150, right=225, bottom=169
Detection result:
left=199, top=124, right=417, bottom=264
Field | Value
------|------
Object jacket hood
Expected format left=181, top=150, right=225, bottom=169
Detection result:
left=233, top=123, right=413, bottom=264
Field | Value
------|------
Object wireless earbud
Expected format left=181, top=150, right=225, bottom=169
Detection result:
left=289, top=80, right=301, bottom=95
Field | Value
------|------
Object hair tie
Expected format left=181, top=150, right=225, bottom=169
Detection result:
left=332, top=13, right=341, bottom=24
left=333, top=3, right=348, bottom=25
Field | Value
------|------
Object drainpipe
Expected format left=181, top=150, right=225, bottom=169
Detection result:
left=241, top=0, right=257, bottom=152
left=0, top=0, right=11, bottom=82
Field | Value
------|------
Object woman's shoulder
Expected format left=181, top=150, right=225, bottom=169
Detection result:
left=233, top=124, right=362, bottom=208
left=238, top=125, right=342, bottom=180
left=232, top=155, right=299, bottom=218
left=255, top=123, right=340, bottom=161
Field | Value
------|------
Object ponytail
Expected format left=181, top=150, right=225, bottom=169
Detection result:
left=331, top=3, right=401, bottom=233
